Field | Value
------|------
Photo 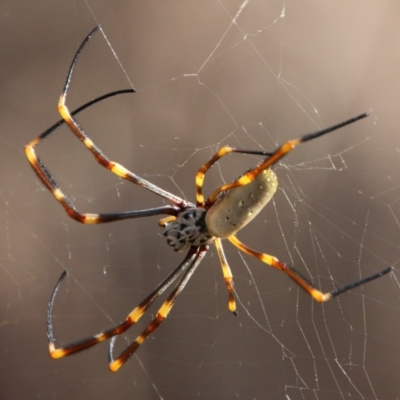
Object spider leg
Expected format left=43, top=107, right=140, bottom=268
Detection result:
left=27, top=90, right=181, bottom=223
left=25, top=88, right=134, bottom=195
left=25, top=30, right=190, bottom=223
left=214, top=238, right=237, bottom=314
left=55, top=26, right=187, bottom=208
left=205, top=113, right=369, bottom=207
left=26, top=137, right=180, bottom=223
left=195, top=146, right=273, bottom=206
left=47, top=247, right=201, bottom=359
left=228, top=235, right=392, bottom=302
left=36, top=89, right=135, bottom=142
left=108, top=245, right=208, bottom=371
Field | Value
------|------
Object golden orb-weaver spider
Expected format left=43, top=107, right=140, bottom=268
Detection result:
left=25, top=26, right=392, bottom=372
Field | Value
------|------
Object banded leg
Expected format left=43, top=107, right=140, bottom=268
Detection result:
left=47, top=247, right=201, bottom=360
left=26, top=26, right=188, bottom=223
left=108, top=245, right=208, bottom=372
left=228, top=235, right=392, bottom=302
left=25, top=89, right=134, bottom=200
left=25, top=135, right=179, bottom=223
left=204, top=113, right=369, bottom=207
left=195, top=147, right=272, bottom=206
left=56, top=26, right=187, bottom=208
left=214, top=238, right=237, bottom=314
left=26, top=90, right=181, bottom=223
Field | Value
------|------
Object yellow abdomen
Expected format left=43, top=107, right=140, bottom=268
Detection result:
left=205, top=168, right=278, bottom=238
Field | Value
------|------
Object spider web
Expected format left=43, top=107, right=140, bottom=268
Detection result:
left=1, top=1, right=400, bottom=399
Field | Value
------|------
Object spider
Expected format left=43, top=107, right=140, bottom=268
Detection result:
left=25, top=26, right=392, bottom=372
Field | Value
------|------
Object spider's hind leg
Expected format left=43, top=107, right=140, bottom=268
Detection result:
left=229, top=235, right=393, bottom=302
left=203, top=113, right=370, bottom=207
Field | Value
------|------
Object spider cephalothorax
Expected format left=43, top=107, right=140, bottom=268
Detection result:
left=163, top=208, right=213, bottom=251
left=25, top=25, right=392, bottom=372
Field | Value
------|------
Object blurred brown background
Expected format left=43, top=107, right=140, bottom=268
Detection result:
left=1, top=1, right=399, bottom=399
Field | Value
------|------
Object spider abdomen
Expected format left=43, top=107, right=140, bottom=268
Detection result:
left=205, top=168, right=278, bottom=238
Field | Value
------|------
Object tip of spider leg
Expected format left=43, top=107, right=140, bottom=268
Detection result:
left=229, top=306, right=238, bottom=316
left=354, top=112, right=370, bottom=122
left=90, top=25, right=102, bottom=35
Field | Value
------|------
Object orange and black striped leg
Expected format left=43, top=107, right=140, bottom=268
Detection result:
left=25, top=93, right=181, bottom=223
left=214, top=238, right=237, bottom=314
left=27, top=155, right=179, bottom=224
left=195, top=147, right=272, bottom=206
left=26, top=145, right=179, bottom=224
left=47, top=247, right=202, bottom=360
left=205, top=113, right=370, bottom=206
left=25, top=89, right=133, bottom=199
left=195, top=146, right=236, bottom=206
left=54, top=26, right=187, bottom=208
left=37, top=89, right=135, bottom=143
left=229, top=235, right=392, bottom=302
left=108, top=245, right=209, bottom=372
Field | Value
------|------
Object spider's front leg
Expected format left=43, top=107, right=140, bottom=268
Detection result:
left=55, top=26, right=188, bottom=209
left=108, top=245, right=209, bottom=371
left=25, top=26, right=189, bottom=225
left=47, top=246, right=205, bottom=370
